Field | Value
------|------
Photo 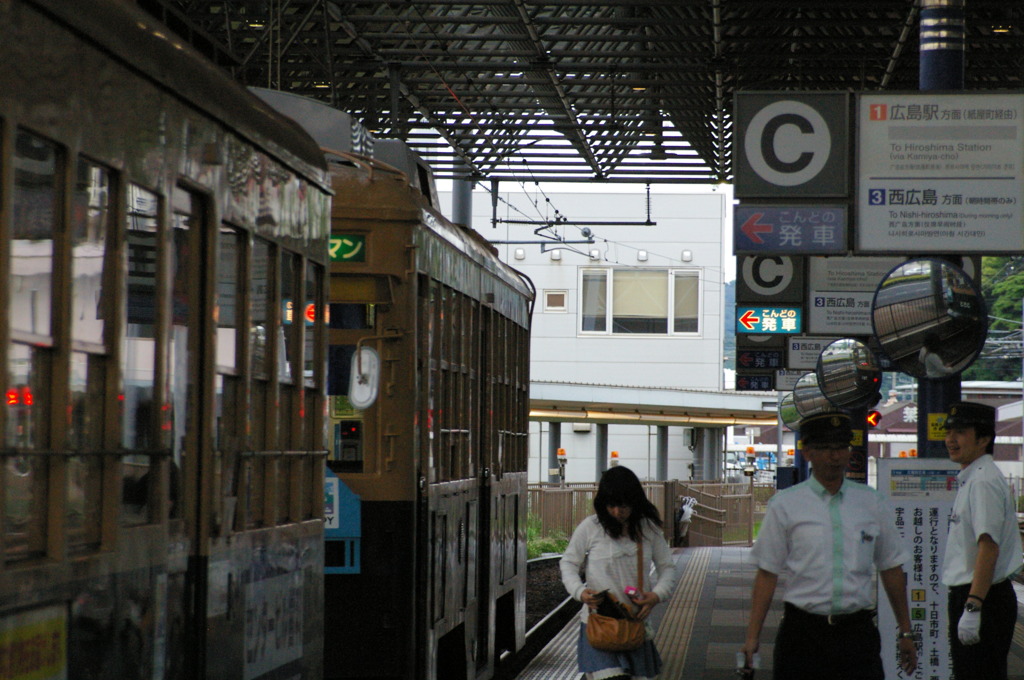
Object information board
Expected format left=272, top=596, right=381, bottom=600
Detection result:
left=806, top=256, right=902, bottom=334
left=857, top=92, right=1024, bottom=253
left=876, top=458, right=959, bottom=680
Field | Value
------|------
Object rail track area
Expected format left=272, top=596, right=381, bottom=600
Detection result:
left=514, top=547, right=1024, bottom=680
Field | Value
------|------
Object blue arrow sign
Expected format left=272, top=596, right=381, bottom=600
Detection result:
left=737, top=306, right=802, bottom=334
left=734, top=206, right=847, bottom=254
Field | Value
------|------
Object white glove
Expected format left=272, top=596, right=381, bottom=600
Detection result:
left=958, top=608, right=981, bottom=645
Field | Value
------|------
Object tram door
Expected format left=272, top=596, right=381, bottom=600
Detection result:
left=474, top=306, right=492, bottom=674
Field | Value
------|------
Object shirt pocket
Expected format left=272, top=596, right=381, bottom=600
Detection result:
left=849, top=518, right=881, bottom=574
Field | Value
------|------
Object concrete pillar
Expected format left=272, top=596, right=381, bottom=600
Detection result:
left=656, top=426, right=668, bottom=481
left=595, top=423, right=609, bottom=480
left=547, top=422, right=562, bottom=483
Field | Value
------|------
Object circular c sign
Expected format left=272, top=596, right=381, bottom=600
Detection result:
left=742, top=255, right=794, bottom=297
left=744, top=101, right=831, bottom=187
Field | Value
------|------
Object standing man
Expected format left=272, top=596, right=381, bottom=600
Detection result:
left=740, top=412, right=917, bottom=679
left=942, top=401, right=1022, bottom=680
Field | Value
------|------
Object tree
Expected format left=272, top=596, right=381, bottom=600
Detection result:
left=962, top=257, right=1024, bottom=382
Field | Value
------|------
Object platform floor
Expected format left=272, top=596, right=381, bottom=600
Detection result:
left=517, top=546, right=1024, bottom=679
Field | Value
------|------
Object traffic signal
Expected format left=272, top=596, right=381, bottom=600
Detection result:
left=866, top=410, right=882, bottom=428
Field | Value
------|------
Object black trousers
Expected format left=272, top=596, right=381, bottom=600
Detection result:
left=948, top=579, right=1017, bottom=680
left=773, top=604, right=883, bottom=680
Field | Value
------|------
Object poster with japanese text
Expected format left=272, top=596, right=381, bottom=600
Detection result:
left=876, top=458, right=959, bottom=680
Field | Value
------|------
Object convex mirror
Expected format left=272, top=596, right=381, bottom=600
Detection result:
left=816, top=338, right=882, bottom=409
left=871, top=258, right=987, bottom=379
left=778, top=391, right=801, bottom=431
left=792, top=372, right=832, bottom=418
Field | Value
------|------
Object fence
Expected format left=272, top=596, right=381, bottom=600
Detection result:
left=527, top=479, right=776, bottom=547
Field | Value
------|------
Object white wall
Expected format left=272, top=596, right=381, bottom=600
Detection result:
left=441, top=185, right=729, bottom=483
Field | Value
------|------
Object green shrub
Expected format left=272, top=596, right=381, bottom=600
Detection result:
left=526, top=514, right=568, bottom=558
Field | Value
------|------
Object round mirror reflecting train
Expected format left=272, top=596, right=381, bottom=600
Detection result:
left=870, top=258, right=987, bottom=379
left=778, top=390, right=801, bottom=431
left=816, top=338, right=882, bottom=409
left=792, top=371, right=832, bottom=418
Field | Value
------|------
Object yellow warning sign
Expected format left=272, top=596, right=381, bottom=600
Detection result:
left=927, top=413, right=948, bottom=441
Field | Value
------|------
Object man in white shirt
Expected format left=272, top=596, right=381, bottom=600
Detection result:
left=740, top=411, right=917, bottom=679
left=941, top=401, right=1023, bottom=680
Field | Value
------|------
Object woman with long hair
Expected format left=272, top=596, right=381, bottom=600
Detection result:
left=560, top=466, right=678, bottom=680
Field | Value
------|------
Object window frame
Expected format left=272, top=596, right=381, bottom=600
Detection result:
left=577, top=266, right=703, bottom=337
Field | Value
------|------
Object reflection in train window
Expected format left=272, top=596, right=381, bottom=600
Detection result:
left=11, top=129, right=56, bottom=339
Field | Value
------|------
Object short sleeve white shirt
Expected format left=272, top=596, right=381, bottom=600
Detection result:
left=750, top=477, right=908, bottom=615
left=941, top=454, right=1023, bottom=586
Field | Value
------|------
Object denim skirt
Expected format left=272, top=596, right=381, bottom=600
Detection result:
left=576, top=622, right=662, bottom=679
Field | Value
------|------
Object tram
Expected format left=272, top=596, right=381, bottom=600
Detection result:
left=321, top=142, right=534, bottom=680
left=251, top=88, right=535, bottom=680
left=0, top=2, right=331, bottom=678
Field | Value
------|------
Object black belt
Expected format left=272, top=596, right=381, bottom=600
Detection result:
left=783, top=602, right=876, bottom=627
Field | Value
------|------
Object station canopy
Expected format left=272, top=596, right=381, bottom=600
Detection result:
left=143, top=1, right=1022, bottom=184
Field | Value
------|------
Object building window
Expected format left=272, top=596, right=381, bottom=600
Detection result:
left=580, top=268, right=700, bottom=335
left=544, top=290, right=567, bottom=312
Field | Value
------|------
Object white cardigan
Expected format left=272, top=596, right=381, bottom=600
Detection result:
left=559, top=515, right=678, bottom=623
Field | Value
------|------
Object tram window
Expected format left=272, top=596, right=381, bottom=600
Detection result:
left=327, top=344, right=354, bottom=397
left=11, top=129, right=57, bottom=339
left=5, top=343, right=47, bottom=450
left=279, top=253, right=302, bottom=449
left=331, top=420, right=363, bottom=473
left=165, top=187, right=201, bottom=520
left=328, top=303, right=375, bottom=329
left=70, top=159, right=111, bottom=346
left=216, top=226, right=242, bottom=371
left=279, top=252, right=301, bottom=384
left=304, top=263, right=321, bottom=384
left=68, top=158, right=111, bottom=456
left=250, top=238, right=272, bottom=379
left=67, top=352, right=103, bottom=551
left=66, top=453, right=101, bottom=551
left=3, top=454, right=48, bottom=561
left=121, top=184, right=159, bottom=525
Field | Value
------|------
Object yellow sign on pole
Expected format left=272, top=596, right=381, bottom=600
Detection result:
left=927, top=412, right=948, bottom=441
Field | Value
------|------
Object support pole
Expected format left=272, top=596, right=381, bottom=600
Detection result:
left=547, top=422, right=562, bottom=483
left=917, top=0, right=965, bottom=458
left=656, top=426, right=668, bottom=481
left=596, top=423, right=609, bottom=480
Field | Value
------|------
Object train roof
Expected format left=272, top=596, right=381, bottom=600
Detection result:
left=327, top=156, right=534, bottom=303
left=26, top=0, right=329, bottom=191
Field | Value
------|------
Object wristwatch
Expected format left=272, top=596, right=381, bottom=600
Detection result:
left=964, top=600, right=982, bottom=613
left=897, top=631, right=915, bottom=641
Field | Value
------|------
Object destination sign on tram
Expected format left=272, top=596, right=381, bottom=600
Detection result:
left=736, top=306, right=802, bottom=334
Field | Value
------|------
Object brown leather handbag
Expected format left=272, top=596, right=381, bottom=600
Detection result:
left=585, top=539, right=646, bottom=652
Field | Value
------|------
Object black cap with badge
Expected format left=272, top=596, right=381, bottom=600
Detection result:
left=943, top=401, right=995, bottom=434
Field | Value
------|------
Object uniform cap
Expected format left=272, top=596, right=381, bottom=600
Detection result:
left=943, top=401, right=995, bottom=431
left=798, top=412, right=853, bottom=448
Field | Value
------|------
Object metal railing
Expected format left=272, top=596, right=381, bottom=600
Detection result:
left=527, top=480, right=776, bottom=547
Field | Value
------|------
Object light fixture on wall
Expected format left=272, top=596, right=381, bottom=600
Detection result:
left=514, top=248, right=526, bottom=260
left=681, top=250, right=693, bottom=262
left=550, top=249, right=562, bottom=261
left=589, top=249, right=601, bottom=260
left=637, top=250, right=648, bottom=262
